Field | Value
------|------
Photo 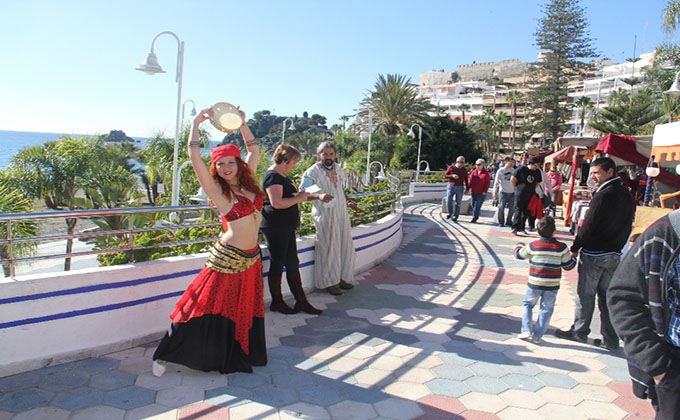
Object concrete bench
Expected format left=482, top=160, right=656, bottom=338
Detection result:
left=441, top=195, right=471, bottom=215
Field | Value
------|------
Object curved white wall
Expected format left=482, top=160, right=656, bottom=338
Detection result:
left=402, top=182, right=448, bottom=206
left=0, top=210, right=403, bottom=377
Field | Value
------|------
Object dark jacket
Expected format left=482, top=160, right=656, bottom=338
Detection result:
left=608, top=210, right=680, bottom=400
left=571, top=177, right=634, bottom=253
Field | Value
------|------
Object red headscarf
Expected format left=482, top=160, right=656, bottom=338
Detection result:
left=210, top=144, right=241, bottom=164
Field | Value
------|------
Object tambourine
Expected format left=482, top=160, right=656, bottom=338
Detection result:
left=210, top=102, right=243, bottom=133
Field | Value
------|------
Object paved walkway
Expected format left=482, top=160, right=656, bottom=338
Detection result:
left=0, top=202, right=655, bottom=419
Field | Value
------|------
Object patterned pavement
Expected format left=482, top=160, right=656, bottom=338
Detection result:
left=0, top=202, right=656, bottom=419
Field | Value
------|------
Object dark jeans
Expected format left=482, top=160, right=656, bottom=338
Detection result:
left=651, top=352, right=680, bottom=420
left=261, top=226, right=299, bottom=278
left=497, top=192, right=515, bottom=225
left=447, top=185, right=465, bottom=217
left=470, top=193, right=486, bottom=219
left=571, top=252, right=620, bottom=347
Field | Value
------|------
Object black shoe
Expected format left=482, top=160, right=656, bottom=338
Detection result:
left=294, top=301, right=323, bottom=315
left=593, top=338, right=619, bottom=351
left=326, top=286, right=343, bottom=296
left=452, top=216, right=458, bottom=222
left=270, top=300, right=298, bottom=314
left=339, top=280, right=354, bottom=290
left=555, top=329, right=587, bottom=343
left=471, top=218, right=477, bottom=223
left=446, top=214, right=452, bottom=219
left=499, top=223, right=505, bottom=227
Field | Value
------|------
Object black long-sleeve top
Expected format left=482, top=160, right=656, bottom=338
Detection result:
left=571, top=177, right=635, bottom=254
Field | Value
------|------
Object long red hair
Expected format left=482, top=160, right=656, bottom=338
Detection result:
left=209, top=157, right=265, bottom=201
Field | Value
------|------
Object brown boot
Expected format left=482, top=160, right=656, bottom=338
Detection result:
left=268, top=274, right=297, bottom=314
left=286, top=270, right=323, bottom=315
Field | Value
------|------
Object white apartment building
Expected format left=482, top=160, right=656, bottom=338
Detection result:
left=418, top=52, right=657, bottom=143
left=566, top=51, right=655, bottom=137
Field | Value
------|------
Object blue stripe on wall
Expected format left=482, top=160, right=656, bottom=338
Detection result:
left=0, top=291, right=185, bottom=329
left=1, top=215, right=403, bottom=329
left=0, top=270, right=201, bottom=305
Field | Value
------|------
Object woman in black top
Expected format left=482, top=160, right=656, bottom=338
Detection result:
left=261, top=144, right=332, bottom=314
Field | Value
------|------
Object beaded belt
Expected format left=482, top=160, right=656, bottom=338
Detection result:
left=205, top=240, right=261, bottom=273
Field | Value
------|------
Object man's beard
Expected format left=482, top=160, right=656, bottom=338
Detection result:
left=323, top=159, right=334, bottom=167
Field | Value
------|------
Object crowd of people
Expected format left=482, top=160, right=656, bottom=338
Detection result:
left=147, top=110, right=677, bottom=416
left=445, top=154, right=563, bottom=235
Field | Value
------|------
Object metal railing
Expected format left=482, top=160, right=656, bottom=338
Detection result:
left=0, top=185, right=401, bottom=279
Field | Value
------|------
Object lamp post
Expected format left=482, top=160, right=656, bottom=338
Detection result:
left=368, top=161, right=387, bottom=184
left=281, top=118, right=295, bottom=144
left=665, top=71, right=680, bottom=122
left=419, top=160, right=431, bottom=173
left=136, top=31, right=184, bottom=207
left=408, top=123, right=423, bottom=181
left=182, top=99, right=196, bottom=121
left=355, top=107, right=374, bottom=185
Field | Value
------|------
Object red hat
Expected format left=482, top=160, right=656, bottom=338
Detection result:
left=210, top=144, right=241, bottom=164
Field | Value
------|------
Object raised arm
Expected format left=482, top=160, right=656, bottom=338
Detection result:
left=188, top=109, right=223, bottom=203
left=238, top=110, right=259, bottom=175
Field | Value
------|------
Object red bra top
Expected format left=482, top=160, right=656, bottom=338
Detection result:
left=221, top=193, right=264, bottom=230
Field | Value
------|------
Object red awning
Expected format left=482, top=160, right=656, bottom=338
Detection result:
left=596, top=134, right=680, bottom=189
left=545, top=146, right=578, bottom=164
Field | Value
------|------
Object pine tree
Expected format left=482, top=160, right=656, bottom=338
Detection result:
left=529, top=0, right=597, bottom=144
left=589, top=88, right=662, bottom=135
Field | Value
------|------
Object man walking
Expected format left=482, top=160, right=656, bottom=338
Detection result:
left=302, top=142, right=358, bottom=296
left=493, top=157, right=515, bottom=227
left=608, top=210, right=680, bottom=418
left=444, top=156, right=468, bottom=221
left=511, top=157, right=542, bottom=235
left=555, top=157, right=635, bottom=350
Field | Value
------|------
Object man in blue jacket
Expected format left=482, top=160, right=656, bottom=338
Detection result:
left=555, top=157, right=635, bottom=350
left=608, top=210, right=680, bottom=419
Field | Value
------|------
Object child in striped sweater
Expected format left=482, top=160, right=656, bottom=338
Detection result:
left=514, top=216, right=576, bottom=344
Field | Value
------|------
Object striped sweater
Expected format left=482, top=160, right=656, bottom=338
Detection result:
left=514, top=238, right=576, bottom=289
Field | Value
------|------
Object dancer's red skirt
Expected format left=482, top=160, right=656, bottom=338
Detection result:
left=153, top=245, right=267, bottom=374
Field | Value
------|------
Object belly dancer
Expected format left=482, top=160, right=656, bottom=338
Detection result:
left=152, top=106, right=267, bottom=375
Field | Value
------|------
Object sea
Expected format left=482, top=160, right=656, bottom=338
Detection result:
left=0, top=130, right=145, bottom=169
left=0, top=130, right=221, bottom=169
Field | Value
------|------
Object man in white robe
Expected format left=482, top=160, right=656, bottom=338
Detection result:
left=302, top=142, right=357, bottom=296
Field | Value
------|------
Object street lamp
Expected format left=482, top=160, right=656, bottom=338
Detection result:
left=136, top=31, right=185, bottom=207
left=355, top=107, right=374, bottom=185
left=281, top=118, right=296, bottom=144
left=182, top=99, right=196, bottom=121
left=419, top=160, right=431, bottom=173
left=368, top=161, right=387, bottom=184
left=666, top=71, right=680, bottom=95
left=408, top=123, right=423, bottom=181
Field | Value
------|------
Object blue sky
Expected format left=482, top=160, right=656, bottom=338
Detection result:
left=0, top=0, right=674, bottom=140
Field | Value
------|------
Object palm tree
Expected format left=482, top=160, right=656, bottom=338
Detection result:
left=506, top=91, right=523, bottom=146
left=458, top=103, right=471, bottom=122
left=0, top=170, right=38, bottom=277
left=339, top=115, right=351, bottom=132
left=493, top=112, right=509, bottom=157
left=473, top=109, right=498, bottom=156
left=664, top=0, right=680, bottom=33
left=139, top=131, right=174, bottom=205
left=574, top=96, right=595, bottom=135
left=11, top=136, right=99, bottom=271
left=362, top=74, right=434, bottom=135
